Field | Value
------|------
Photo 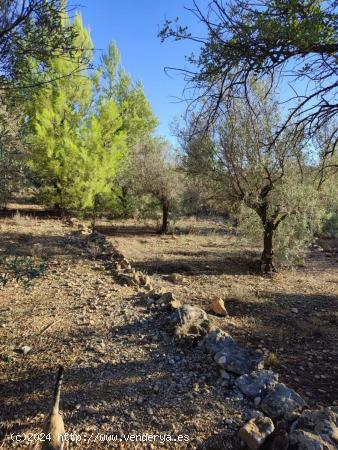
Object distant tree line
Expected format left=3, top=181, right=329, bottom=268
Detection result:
left=0, top=2, right=183, bottom=234
left=0, top=0, right=337, bottom=272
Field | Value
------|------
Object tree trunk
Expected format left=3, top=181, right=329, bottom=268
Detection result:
left=91, top=212, right=96, bottom=232
left=160, top=197, right=170, bottom=234
left=54, top=203, right=66, bottom=218
left=120, top=186, right=129, bottom=218
left=91, top=194, right=101, bottom=231
left=261, top=222, right=275, bottom=273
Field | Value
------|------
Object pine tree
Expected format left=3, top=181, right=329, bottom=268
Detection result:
left=83, top=97, right=127, bottom=225
left=96, top=42, right=158, bottom=216
left=99, top=42, right=158, bottom=147
left=25, top=25, right=156, bottom=219
left=26, top=13, right=94, bottom=212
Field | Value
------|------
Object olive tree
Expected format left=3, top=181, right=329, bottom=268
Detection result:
left=183, top=82, right=325, bottom=272
left=160, top=0, right=338, bottom=154
left=130, top=137, right=183, bottom=234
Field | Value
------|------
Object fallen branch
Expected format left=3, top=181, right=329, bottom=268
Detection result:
left=38, top=320, right=59, bottom=336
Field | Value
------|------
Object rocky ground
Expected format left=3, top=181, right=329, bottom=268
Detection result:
left=107, top=218, right=338, bottom=409
left=0, top=213, right=337, bottom=449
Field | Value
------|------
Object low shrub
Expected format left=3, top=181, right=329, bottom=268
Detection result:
left=0, top=256, right=45, bottom=288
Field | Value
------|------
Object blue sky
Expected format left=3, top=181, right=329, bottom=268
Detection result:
left=77, top=1, right=311, bottom=147
left=78, top=0, right=202, bottom=145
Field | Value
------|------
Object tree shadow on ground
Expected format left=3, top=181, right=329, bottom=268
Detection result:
left=133, top=252, right=261, bottom=276
left=217, top=291, right=338, bottom=407
left=221, top=292, right=337, bottom=338
left=96, top=224, right=158, bottom=237
left=96, top=221, right=232, bottom=238
left=0, top=231, right=90, bottom=260
left=0, top=207, right=61, bottom=219
left=173, top=226, right=231, bottom=237
left=0, top=311, right=220, bottom=441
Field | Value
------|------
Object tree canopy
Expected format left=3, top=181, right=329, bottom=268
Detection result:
left=182, top=81, right=326, bottom=271
left=98, top=42, right=158, bottom=147
left=22, top=15, right=157, bottom=217
left=0, top=92, right=26, bottom=206
left=160, top=0, right=338, bottom=153
left=0, top=0, right=86, bottom=90
left=25, top=13, right=95, bottom=211
left=131, top=136, right=183, bottom=233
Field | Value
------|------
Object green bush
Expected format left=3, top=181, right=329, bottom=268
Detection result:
left=237, top=195, right=326, bottom=266
left=322, top=210, right=338, bottom=237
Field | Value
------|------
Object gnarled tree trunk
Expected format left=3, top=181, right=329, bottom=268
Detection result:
left=119, top=185, right=129, bottom=218
left=261, top=221, right=275, bottom=273
left=160, top=197, right=170, bottom=234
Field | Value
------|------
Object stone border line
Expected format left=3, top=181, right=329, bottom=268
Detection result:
left=88, top=231, right=338, bottom=450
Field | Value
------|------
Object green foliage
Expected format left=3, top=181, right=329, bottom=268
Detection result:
left=26, top=13, right=95, bottom=211
left=83, top=97, right=127, bottom=215
left=0, top=256, right=45, bottom=288
left=2, top=355, right=13, bottom=365
left=272, top=173, right=326, bottom=261
left=98, top=42, right=158, bottom=147
left=114, top=135, right=183, bottom=230
left=0, top=94, right=26, bottom=207
left=322, top=211, right=338, bottom=237
left=84, top=41, right=158, bottom=220
left=233, top=0, right=337, bottom=58
left=237, top=180, right=326, bottom=264
left=97, top=43, right=159, bottom=219
left=129, top=137, right=183, bottom=209
left=23, top=28, right=157, bottom=218
left=317, top=145, right=338, bottom=237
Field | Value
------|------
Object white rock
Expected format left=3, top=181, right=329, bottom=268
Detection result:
left=216, top=355, right=227, bottom=366
left=239, top=416, right=275, bottom=450
left=14, top=345, right=31, bottom=356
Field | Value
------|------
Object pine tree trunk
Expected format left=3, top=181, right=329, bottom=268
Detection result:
left=54, top=203, right=65, bottom=218
left=261, top=222, right=275, bottom=273
left=161, top=197, right=170, bottom=234
left=91, top=195, right=98, bottom=231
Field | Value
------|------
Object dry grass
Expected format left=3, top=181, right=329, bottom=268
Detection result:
left=11, top=210, right=38, bottom=227
left=266, top=352, right=281, bottom=368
